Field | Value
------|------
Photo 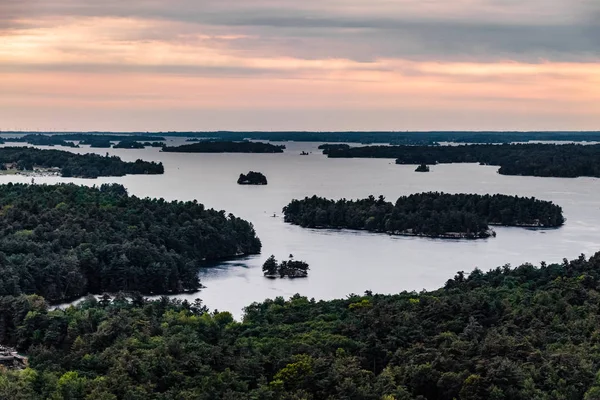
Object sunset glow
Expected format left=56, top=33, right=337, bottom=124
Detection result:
left=1, top=1, right=598, bottom=130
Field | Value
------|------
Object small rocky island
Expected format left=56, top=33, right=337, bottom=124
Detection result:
left=263, top=255, right=309, bottom=278
left=238, top=171, right=268, bottom=185
left=415, top=164, right=430, bottom=172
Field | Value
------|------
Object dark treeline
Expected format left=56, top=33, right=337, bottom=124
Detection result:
left=81, top=138, right=112, bottom=148
left=3, top=253, right=600, bottom=398
left=4, top=134, right=78, bottom=147
left=327, top=143, right=600, bottom=178
left=146, top=131, right=600, bottom=145
left=318, top=143, right=351, bottom=154
left=4, top=131, right=600, bottom=144
left=143, top=141, right=166, bottom=148
left=238, top=171, right=268, bottom=185
left=113, top=140, right=145, bottom=149
left=0, top=183, right=261, bottom=303
left=283, top=193, right=564, bottom=239
left=163, top=141, right=286, bottom=153
left=0, top=147, right=163, bottom=178
left=5, top=134, right=165, bottom=144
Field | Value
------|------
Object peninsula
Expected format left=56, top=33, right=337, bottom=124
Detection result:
left=0, top=147, right=164, bottom=178
left=325, top=143, right=600, bottom=178
left=0, top=183, right=261, bottom=303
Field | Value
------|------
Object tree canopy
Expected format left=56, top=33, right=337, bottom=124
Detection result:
left=0, top=183, right=261, bottom=302
left=238, top=171, right=268, bottom=185
left=283, top=193, right=564, bottom=239
left=2, top=252, right=600, bottom=398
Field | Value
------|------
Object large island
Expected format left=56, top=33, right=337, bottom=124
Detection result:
left=162, top=141, right=285, bottom=153
left=0, top=183, right=261, bottom=303
left=0, top=147, right=164, bottom=178
left=283, top=193, right=564, bottom=239
left=326, top=143, right=600, bottom=178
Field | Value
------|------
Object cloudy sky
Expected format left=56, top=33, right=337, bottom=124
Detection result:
left=1, top=0, right=599, bottom=131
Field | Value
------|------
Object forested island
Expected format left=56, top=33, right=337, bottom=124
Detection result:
left=1, top=253, right=600, bottom=398
left=0, top=184, right=261, bottom=303
left=283, top=193, right=564, bottom=239
left=113, top=140, right=145, bottom=149
left=415, top=164, right=430, bottom=172
left=262, top=254, right=309, bottom=278
left=81, top=138, right=113, bottom=148
left=0, top=147, right=163, bottom=178
left=318, top=143, right=351, bottom=154
left=326, top=143, right=600, bottom=178
left=162, top=141, right=285, bottom=153
left=238, top=171, right=268, bottom=185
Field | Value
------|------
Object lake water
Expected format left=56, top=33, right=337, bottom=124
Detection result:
left=2, top=140, right=600, bottom=319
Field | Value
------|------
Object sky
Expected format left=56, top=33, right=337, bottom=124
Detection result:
left=0, top=0, right=599, bottom=131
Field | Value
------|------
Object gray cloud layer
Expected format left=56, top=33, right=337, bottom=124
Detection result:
left=2, top=0, right=599, bottom=62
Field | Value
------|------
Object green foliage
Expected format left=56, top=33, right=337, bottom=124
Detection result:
left=4, top=253, right=600, bottom=398
left=283, top=193, right=564, bottom=239
left=0, top=183, right=261, bottom=302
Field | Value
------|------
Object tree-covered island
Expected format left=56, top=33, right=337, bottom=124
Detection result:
left=113, top=140, right=145, bottom=149
left=0, top=147, right=164, bottom=178
left=283, top=193, right=564, bottom=239
left=238, top=171, right=268, bottom=185
left=162, top=141, right=285, bottom=153
left=0, top=183, right=261, bottom=303
left=415, top=164, right=430, bottom=172
left=326, top=143, right=600, bottom=178
left=318, top=143, right=351, bottom=154
left=262, top=254, right=309, bottom=278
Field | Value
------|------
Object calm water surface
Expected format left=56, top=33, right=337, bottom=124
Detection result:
left=3, top=141, right=599, bottom=318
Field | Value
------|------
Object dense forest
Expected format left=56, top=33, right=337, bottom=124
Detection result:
left=162, top=141, right=285, bottom=153
left=283, top=193, right=564, bottom=239
left=2, top=252, right=600, bottom=398
left=0, top=147, right=164, bottom=178
left=238, top=171, right=268, bottom=185
left=0, top=184, right=261, bottom=302
left=326, top=143, right=600, bottom=178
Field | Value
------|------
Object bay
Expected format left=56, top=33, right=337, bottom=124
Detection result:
left=2, top=140, right=599, bottom=318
